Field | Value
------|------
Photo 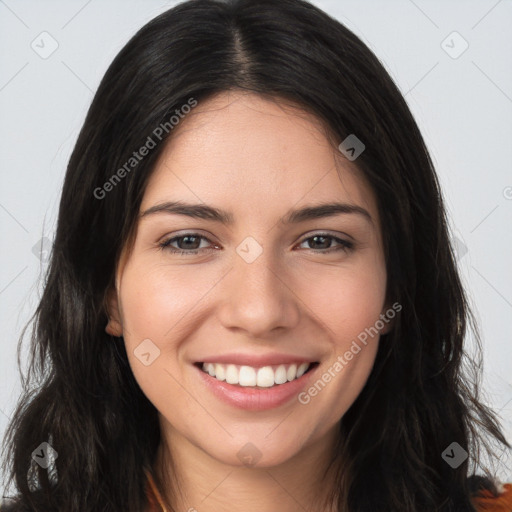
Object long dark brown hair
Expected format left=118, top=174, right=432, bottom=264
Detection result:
left=1, top=0, right=509, bottom=510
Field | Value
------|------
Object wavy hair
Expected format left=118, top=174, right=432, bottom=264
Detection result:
left=1, top=0, right=509, bottom=510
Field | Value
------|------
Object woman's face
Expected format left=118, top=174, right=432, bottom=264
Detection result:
left=108, top=90, right=390, bottom=468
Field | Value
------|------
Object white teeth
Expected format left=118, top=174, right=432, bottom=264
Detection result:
left=206, top=363, right=215, bottom=376
left=274, top=365, right=288, bottom=384
left=256, top=366, right=275, bottom=387
left=287, top=364, right=297, bottom=381
left=215, top=363, right=226, bottom=381
left=200, top=362, right=312, bottom=387
left=296, top=362, right=309, bottom=378
left=239, top=366, right=256, bottom=387
left=225, top=364, right=238, bottom=385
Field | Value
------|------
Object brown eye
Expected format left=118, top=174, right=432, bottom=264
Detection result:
left=160, top=234, right=215, bottom=254
left=297, top=234, right=353, bottom=253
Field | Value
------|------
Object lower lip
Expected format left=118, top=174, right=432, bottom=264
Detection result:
left=195, top=363, right=318, bottom=411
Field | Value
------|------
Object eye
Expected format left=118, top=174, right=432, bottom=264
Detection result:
left=159, top=232, right=353, bottom=256
left=159, top=233, right=216, bottom=255
left=296, top=233, right=353, bottom=254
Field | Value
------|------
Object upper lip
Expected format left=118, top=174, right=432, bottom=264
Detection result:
left=196, top=353, right=318, bottom=367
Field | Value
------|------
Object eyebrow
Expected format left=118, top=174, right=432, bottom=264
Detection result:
left=140, top=200, right=373, bottom=225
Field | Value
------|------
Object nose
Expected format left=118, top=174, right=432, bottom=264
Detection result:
left=217, top=246, right=301, bottom=338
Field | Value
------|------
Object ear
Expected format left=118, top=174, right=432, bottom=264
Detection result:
left=104, top=286, right=123, bottom=337
left=379, top=316, right=393, bottom=335
left=379, top=301, right=400, bottom=335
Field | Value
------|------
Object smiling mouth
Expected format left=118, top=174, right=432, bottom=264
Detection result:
left=195, top=361, right=319, bottom=388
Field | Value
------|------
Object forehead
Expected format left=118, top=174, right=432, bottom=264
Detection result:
left=142, top=91, right=377, bottom=223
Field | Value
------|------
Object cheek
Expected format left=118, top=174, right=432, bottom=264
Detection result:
left=302, top=258, right=387, bottom=346
left=293, top=260, right=385, bottom=417
left=118, top=251, right=386, bottom=416
left=119, top=263, right=207, bottom=340
left=117, top=264, right=209, bottom=392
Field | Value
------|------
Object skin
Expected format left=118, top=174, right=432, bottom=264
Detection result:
left=106, top=90, right=391, bottom=512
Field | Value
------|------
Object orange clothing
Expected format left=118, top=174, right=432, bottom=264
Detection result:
left=144, top=470, right=512, bottom=512
left=0, top=475, right=510, bottom=510
left=471, top=483, right=512, bottom=511
left=145, top=468, right=170, bottom=512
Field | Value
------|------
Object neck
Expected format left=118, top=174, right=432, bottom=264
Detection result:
left=153, top=420, right=340, bottom=512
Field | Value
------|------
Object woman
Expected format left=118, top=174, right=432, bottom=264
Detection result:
left=1, top=0, right=510, bottom=510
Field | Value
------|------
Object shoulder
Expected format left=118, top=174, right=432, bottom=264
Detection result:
left=468, top=475, right=512, bottom=511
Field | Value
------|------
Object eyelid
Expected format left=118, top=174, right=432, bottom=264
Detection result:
left=299, top=229, right=355, bottom=242
left=295, top=232, right=354, bottom=251
left=159, top=230, right=355, bottom=255
left=158, top=232, right=216, bottom=250
left=158, top=229, right=216, bottom=244
left=158, top=229, right=353, bottom=245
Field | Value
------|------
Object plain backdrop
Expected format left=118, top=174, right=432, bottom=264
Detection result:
left=1, top=0, right=511, bottom=490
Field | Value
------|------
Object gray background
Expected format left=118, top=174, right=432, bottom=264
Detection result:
left=1, top=0, right=511, bottom=488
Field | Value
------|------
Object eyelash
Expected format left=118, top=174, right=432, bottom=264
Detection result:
left=158, top=232, right=354, bottom=256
